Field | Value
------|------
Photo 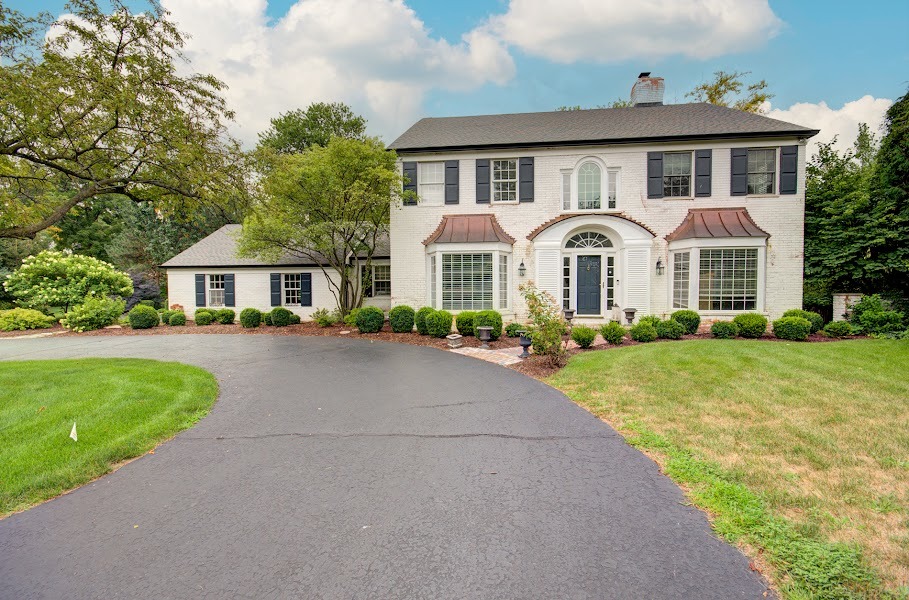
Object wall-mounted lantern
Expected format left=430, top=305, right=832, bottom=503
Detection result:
left=655, top=258, right=665, bottom=276
left=518, top=260, right=526, bottom=277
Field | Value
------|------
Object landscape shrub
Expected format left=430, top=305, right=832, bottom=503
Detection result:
left=519, top=282, right=568, bottom=367
left=629, top=322, right=657, bottom=343
left=425, top=309, right=453, bottom=338
left=474, top=310, right=503, bottom=341
left=655, top=319, right=685, bottom=340
left=195, top=311, right=213, bottom=325
left=670, top=310, right=701, bottom=334
left=288, top=313, right=301, bottom=325
left=823, top=320, right=852, bottom=338
left=848, top=294, right=886, bottom=325
left=455, top=311, right=477, bottom=336
left=859, top=310, right=904, bottom=335
left=773, top=316, right=812, bottom=341
left=168, top=312, right=187, bottom=326
left=194, top=308, right=212, bottom=321
left=415, top=306, right=434, bottom=335
left=214, top=308, right=236, bottom=325
left=389, top=305, right=415, bottom=333
left=343, top=308, right=360, bottom=327
left=138, top=299, right=156, bottom=308
left=783, top=309, right=824, bottom=333
left=159, top=309, right=176, bottom=325
left=128, top=304, right=159, bottom=329
left=239, top=308, right=262, bottom=328
left=710, top=321, right=739, bottom=339
left=60, top=297, right=124, bottom=332
left=262, top=311, right=273, bottom=326
left=269, top=307, right=292, bottom=327
left=504, top=322, right=524, bottom=337
left=638, top=315, right=661, bottom=328
left=571, top=325, right=597, bottom=348
left=312, top=308, right=340, bottom=327
left=355, top=306, right=385, bottom=333
left=599, top=321, right=626, bottom=345
left=0, top=307, right=55, bottom=331
left=733, top=313, right=768, bottom=338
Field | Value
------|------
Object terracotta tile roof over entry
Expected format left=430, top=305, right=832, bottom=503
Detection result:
left=666, top=208, right=769, bottom=241
left=423, top=214, right=516, bottom=245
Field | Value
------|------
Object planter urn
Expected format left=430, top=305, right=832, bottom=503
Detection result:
left=623, top=307, right=637, bottom=325
left=517, top=331, right=532, bottom=358
left=476, top=326, right=493, bottom=349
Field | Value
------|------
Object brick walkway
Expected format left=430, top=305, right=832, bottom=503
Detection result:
left=450, top=345, right=524, bottom=366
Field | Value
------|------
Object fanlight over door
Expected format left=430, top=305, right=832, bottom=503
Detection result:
left=564, top=232, right=613, bottom=249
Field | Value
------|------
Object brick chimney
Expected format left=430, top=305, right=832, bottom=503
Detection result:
left=630, top=72, right=664, bottom=106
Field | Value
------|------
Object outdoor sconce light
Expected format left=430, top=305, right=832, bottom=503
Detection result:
left=655, top=257, right=665, bottom=276
left=518, top=260, right=526, bottom=277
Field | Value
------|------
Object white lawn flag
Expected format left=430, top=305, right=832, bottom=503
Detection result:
left=70, top=422, right=77, bottom=442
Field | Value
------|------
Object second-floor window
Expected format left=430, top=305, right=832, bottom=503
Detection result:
left=578, top=162, right=601, bottom=209
left=562, top=160, right=618, bottom=211
left=747, top=149, right=776, bottom=195
left=492, top=159, right=517, bottom=202
left=663, top=152, right=692, bottom=197
left=418, top=162, right=445, bottom=205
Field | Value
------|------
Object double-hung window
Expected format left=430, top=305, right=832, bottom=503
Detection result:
left=698, top=248, right=758, bottom=311
left=663, top=152, right=692, bottom=197
left=747, top=149, right=776, bottom=195
left=672, top=252, right=690, bottom=309
left=208, top=275, right=225, bottom=307
left=362, top=264, right=391, bottom=297
left=283, top=274, right=301, bottom=305
left=418, top=162, right=444, bottom=205
left=492, top=159, right=517, bottom=202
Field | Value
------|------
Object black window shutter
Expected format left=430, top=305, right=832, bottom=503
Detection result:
left=476, top=159, right=490, bottom=203
left=695, top=149, right=712, bottom=197
left=224, top=274, right=235, bottom=307
left=300, top=273, right=312, bottom=307
left=519, top=157, right=534, bottom=202
left=444, top=160, right=459, bottom=204
left=270, top=273, right=282, bottom=306
left=402, top=162, right=417, bottom=205
left=195, top=274, right=206, bottom=307
left=647, top=152, right=663, bottom=198
left=731, top=148, right=748, bottom=196
left=780, top=145, right=798, bottom=194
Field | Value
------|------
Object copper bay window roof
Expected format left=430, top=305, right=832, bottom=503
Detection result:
left=666, top=208, right=769, bottom=242
left=423, top=214, right=516, bottom=245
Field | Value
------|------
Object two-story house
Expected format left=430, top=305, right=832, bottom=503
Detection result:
left=387, top=73, right=819, bottom=324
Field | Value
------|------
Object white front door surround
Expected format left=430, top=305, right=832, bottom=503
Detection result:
left=532, top=215, right=654, bottom=320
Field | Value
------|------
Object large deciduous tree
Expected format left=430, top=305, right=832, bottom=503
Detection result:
left=238, top=137, right=406, bottom=316
left=0, top=0, right=247, bottom=240
left=686, top=70, right=773, bottom=113
left=257, top=102, right=368, bottom=155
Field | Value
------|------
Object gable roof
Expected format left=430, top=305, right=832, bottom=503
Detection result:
left=666, top=208, right=769, bottom=242
left=161, top=224, right=390, bottom=268
left=423, top=214, right=515, bottom=245
left=390, top=103, right=818, bottom=153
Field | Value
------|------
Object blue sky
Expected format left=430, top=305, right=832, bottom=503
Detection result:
left=14, top=0, right=909, bottom=149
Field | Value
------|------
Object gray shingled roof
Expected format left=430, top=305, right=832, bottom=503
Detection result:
left=389, top=103, right=818, bottom=152
left=161, top=224, right=390, bottom=268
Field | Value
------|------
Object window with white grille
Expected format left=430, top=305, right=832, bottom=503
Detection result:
left=419, top=162, right=444, bottom=205
left=673, top=252, right=690, bottom=309
left=283, top=273, right=301, bottom=305
left=492, top=159, right=517, bottom=202
left=209, top=275, right=225, bottom=307
left=698, top=248, right=758, bottom=310
left=747, top=149, right=776, bottom=195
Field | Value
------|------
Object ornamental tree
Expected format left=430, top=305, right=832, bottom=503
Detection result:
left=3, top=250, right=132, bottom=311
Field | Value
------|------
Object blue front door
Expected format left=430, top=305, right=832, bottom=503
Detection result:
left=577, top=255, right=601, bottom=315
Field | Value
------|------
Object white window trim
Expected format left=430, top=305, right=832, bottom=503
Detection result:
left=208, top=274, right=225, bottom=308
left=491, top=158, right=519, bottom=204
left=425, top=246, right=511, bottom=311
left=661, top=151, right=694, bottom=199
left=745, top=147, right=779, bottom=198
left=560, top=156, right=620, bottom=213
left=282, top=273, right=302, bottom=307
left=362, top=263, right=391, bottom=298
left=667, top=239, right=767, bottom=314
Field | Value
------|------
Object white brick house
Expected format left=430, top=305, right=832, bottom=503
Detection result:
left=388, top=74, right=819, bottom=324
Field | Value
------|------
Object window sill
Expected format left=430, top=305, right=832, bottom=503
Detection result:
left=744, top=194, right=780, bottom=199
left=492, top=201, right=520, bottom=205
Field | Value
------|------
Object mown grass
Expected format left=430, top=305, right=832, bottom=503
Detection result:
left=0, top=359, right=218, bottom=517
left=548, top=339, right=909, bottom=599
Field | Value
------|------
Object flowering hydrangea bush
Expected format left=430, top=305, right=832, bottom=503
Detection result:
left=3, top=250, right=133, bottom=311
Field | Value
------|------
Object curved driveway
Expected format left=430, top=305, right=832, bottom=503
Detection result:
left=0, top=335, right=769, bottom=599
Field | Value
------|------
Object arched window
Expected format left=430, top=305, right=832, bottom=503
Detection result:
left=577, top=162, right=601, bottom=210
left=565, top=231, right=613, bottom=248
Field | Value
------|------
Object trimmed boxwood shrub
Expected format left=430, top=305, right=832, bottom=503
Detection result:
left=214, top=308, right=236, bottom=325
left=239, top=308, right=262, bottom=328
left=629, top=322, right=657, bottom=343
left=599, top=321, right=626, bottom=345
left=782, top=309, right=824, bottom=333
left=571, top=325, right=597, bottom=348
left=425, top=309, right=453, bottom=338
left=262, top=311, right=273, bottom=326
left=638, top=315, right=661, bottom=328
left=473, top=310, right=503, bottom=340
left=670, top=310, right=701, bottom=334
left=168, top=312, right=187, bottom=326
left=270, top=307, right=292, bottom=327
left=710, top=321, right=739, bottom=339
left=773, top=316, right=812, bottom=341
left=60, top=298, right=124, bottom=332
left=389, top=305, right=415, bottom=333
left=343, top=308, right=360, bottom=327
left=415, top=306, right=434, bottom=335
left=355, top=306, right=385, bottom=333
left=288, top=313, right=301, bottom=325
left=655, top=319, right=685, bottom=340
left=159, top=309, right=176, bottom=325
left=504, top=322, right=524, bottom=337
left=195, top=311, right=214, bottom=326
left=733, top=313, right=767, bottom=338
left=128, top=304, right=159, bottom=329
left=455, top=311, right=477, bottom=336
left=194, top=308, right=212, bottom=322
left=823, top=320, right=853, bottom=338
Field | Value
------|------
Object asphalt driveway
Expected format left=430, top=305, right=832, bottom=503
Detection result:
left=0, top=335, right=770, bottom=599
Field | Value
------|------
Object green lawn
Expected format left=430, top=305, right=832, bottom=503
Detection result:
left=548, top=339, right=909, bottom=599
left=0, top=359, right=218, bottom=517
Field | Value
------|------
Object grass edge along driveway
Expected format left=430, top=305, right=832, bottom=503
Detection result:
left=0, top=358, right=218, bottom=517
left=549, top=339, right=909, bottom=600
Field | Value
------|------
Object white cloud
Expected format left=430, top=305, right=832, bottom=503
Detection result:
left=484, top=0, right=783, bottom=63
left=766, top=95, right=893, bottom=157
left=161, top=0, right=514, bottom=145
